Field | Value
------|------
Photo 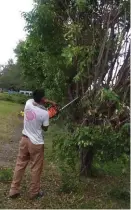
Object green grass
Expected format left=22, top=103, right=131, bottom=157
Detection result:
left=0, top=168, right=13, bottom=182
left=0, top=101, right=22, bottom=116
left=0, top=101, right=129, bottom=209
left=0, top=101, right=22, bottom=143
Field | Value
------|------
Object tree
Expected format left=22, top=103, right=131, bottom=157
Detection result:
left=15, top=0, right=130, bottom=176
left=0, top=60, right=26, bottom=91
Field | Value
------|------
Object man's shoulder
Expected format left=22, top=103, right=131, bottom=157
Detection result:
left=39, top=108, right=48, bottom=116
left=24, top=99, right=34, bottom=109
left=25, top=99, right=33, bottom=105
left=26, top=99, right=34, bottom=104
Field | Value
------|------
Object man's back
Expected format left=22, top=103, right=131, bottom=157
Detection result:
left=22, top=99, right=49, bottom=145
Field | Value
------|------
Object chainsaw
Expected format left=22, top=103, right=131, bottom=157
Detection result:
left=19, top=97, right=79, bottom=119
left=48, top=96, right=79, bottom=119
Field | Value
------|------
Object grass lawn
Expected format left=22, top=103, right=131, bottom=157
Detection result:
left=0, top=101, right=130, bottom=209
left=0, top=101, right=22, bottom=143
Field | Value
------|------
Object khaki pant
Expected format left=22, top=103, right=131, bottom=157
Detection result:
left=9, top=136, right=44, bottom=198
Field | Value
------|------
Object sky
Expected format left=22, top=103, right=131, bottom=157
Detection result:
left=0, top=0, right=33, bottom=65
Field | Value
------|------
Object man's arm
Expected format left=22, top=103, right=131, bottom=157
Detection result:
left=42, top=111, right=49, bottom=132
left=44, top=99, right=56, bottom=105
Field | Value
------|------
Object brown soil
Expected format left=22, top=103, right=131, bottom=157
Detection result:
left=0, top=122, right=23, bottom=167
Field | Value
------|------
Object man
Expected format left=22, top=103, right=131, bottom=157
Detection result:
left=9, top=89, right=56, bottom=199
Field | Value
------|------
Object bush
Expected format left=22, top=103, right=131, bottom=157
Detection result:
left=94, top=155, right=129, bottom=177
left=109, top=187, right=130, bottom=202
left=53, top=124, right=129, bottom=179
left=0, top=93, right=29, bottom=104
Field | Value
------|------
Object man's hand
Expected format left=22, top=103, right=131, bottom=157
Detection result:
left=44, top=99, right=57, bottom=106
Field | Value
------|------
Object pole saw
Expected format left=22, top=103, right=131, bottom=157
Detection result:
left=47, top=96, right=79, bottom=119
left=19, top=96, right=79, bottom=119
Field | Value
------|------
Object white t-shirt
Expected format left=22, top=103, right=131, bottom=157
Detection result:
left=22, top=99, right=49, bottom=145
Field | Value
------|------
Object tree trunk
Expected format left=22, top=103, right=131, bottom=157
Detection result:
left=80, top=146, right=94, bottom=177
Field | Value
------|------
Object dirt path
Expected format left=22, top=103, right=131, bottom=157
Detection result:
left=0, top=122, right=23, bottom=167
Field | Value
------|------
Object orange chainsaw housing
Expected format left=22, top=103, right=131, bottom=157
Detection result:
left=48, top=105, right=59, bottom=118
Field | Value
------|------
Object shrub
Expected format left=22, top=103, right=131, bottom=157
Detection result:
left=53, top=124, right=129, bottom=178
left=109, top=187, right=130, bottom=202
left=0, top=93, right=29, bottom=104
left=94, top=155, right=129, bottom=177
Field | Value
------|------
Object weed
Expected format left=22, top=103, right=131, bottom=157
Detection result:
left=109, top=187, right=130, bottom=202
left=60, top=173, right=79, bottom=193
left=94, top=158, right=129, bottom=177
left=0, top=168, right=13, bottom=182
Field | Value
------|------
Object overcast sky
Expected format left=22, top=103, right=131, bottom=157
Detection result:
left=0, top=0, right=33, bottom=65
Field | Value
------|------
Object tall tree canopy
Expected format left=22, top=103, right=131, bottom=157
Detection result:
left=0, top=59, right=25, bottom=90
left=16, top=0, right=130, bottom=101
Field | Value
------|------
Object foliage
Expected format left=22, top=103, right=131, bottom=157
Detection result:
left=53, top=130, right=78, bottom=170
left=14, top=0, right=130, bottom=102
left=94, top=155, right=129, bottom=176
left=0, top=60, right=27, bottom=91
left=0, top=93, right=29, bottom=104
left=109, top=188, right=130, bottom=202
left=76, top=124, right=129, bottom=160
left=14, top=3, right=67, bottom=101
left=59, top=169, right=79, bottom=193
left=53, top=123, right=129, bottom=172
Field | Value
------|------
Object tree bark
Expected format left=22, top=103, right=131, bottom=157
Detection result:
left=80, top=146, right=94, bottom=177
